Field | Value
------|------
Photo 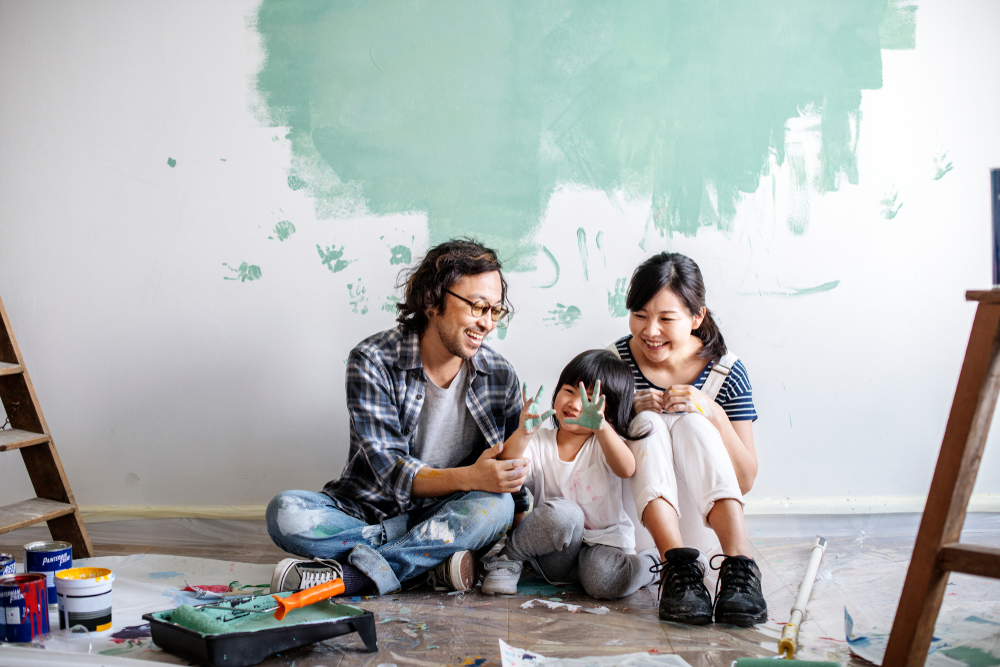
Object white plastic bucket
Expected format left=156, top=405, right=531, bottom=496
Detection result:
left=55, top=568, right=113, bottom=634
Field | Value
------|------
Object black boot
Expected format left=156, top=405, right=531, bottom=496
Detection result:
left=650, top=548, right=713, bottom=625
left=711, top=554, right=767, bottom=626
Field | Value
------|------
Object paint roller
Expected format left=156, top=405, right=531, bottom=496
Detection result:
left=272, top=578, right=345, bottom=620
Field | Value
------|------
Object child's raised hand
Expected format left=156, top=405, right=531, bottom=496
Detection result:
left=563, top=381, right=606, bottom=431
left=520, top=383, right=555, bottom=434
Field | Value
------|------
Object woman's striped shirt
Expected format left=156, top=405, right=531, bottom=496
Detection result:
left=612, top=335, right=758, bottom=422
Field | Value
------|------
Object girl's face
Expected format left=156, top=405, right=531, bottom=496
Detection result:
left=553, top=383, right=596, bottom=435
left=628, top=287, right=705, bottom=365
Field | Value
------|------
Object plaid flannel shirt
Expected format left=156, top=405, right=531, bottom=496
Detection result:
left=323, top=327, right=526, bottom=523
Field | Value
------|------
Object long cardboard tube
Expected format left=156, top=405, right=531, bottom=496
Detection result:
left=272, top=579, right=346, bottom=620
left=778, top=536, right=827, bottom=659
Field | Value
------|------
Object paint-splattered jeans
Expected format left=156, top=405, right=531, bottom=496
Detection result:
left=265, top=489, right=513, bottom=595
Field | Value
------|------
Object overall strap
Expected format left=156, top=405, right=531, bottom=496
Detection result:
left=606, top=342, right=622, bottom=359
left=701, top=352, right=738, bottom=401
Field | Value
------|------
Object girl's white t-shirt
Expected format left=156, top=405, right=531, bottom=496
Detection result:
left=523, top=428, right=635, bottom=552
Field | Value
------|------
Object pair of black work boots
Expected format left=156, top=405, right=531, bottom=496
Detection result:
left=651, top=547, right=767, bottom=626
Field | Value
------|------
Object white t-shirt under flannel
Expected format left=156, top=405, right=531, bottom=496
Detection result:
left=524, top=428, right=635, bottom=552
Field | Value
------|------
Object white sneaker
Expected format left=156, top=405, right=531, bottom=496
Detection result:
left=426, top=551, right=475, bottom=592
left=271, top=557, right=343, bottom=593
left=481, top=555, right=522, bottom=595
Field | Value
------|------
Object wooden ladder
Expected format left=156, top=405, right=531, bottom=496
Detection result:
left=0, top=294, right=93, bottom=558
left=884, top=290, right=1000, bottom=667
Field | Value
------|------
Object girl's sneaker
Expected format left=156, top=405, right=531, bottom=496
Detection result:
left=481, top=556, right=523, bottom=595
left=650, top=547, right=713, bottom=625
left=710, top=554, right=767, bottom=626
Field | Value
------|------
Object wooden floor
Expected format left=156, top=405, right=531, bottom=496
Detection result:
left=3, top=519, right=1000, bottom=667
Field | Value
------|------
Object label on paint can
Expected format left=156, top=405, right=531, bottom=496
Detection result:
left=0, top=573, right=50, bottom=643
left=0, top=553, right=14, bottom=576
left=56, top=567, right=114, bottom=634
left=24, top=541, right=72, bottom=606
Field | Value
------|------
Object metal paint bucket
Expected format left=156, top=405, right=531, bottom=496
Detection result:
left=0, top=573, right=50, bottom=642
left=0, top=553, right=14, bottom=576
left=55, top=567, right=114, bottom=634
left=24, top=541, right=72, bottom=606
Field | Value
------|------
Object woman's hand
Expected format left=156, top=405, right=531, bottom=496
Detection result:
left=520, top=383, right=555, bottom=435
left=633, top=388, right=665, bottom=414
left=665, top=385, right=715, bottom=418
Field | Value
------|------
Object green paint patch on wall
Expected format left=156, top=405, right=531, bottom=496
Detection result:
left=389, top=245, right=412, bottom=265
left=166, top=157, right=176, bottom=168
left=254, top=1, right=910, bottom=263
left=222, top=262, right=262, bottom=282
left=271, top=220, right=296, bottom=241
left=317, top=244, right=354, bottom=273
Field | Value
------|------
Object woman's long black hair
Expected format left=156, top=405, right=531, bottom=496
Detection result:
left=552, top=350, right=636, bottom=439
left=625, top=252, right=727, bottom=361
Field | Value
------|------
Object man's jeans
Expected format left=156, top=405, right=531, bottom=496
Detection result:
left=265, top=490, right=514, bottom=594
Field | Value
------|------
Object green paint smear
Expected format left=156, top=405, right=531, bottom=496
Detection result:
left=934, top=150, right=954, bottom=180
left=253, top=1, right=909, bottom=264
left=881, top=189, right=902, bottom=219
left=940, top=647, right=1000, bottom=667
left=545, top=303, right=582, bottom=329
left=389, top=245, right=412, bottom=265
left=317, top=244, right=354, bottom=273
left=607, top=277, right=628, bottom=317
left=576, top=228, right=589, bottom=280
left=595, top=231, right=606, bottom=268
left=348, top=280, right=369, bottom=314
left=539, top=246, right=559, bottom=289
left=496, top=313, right=514, bottom=340
left=753, top=279, right=840, bottom=297
left=382, top=294, right=402, bottom=313
left=223, top=262, right=262, bottom=282
left=166, top=157, right=176, bottom=168
left=273, top=220, right=296, bottom=241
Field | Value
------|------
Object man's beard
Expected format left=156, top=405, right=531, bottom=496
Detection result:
left=434, top=319, right=484, bottom=360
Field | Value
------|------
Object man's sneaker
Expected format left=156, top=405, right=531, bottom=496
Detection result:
left=426, top=550, right=475, bottom=592
left=271, top=557, right=343, bottom=593
left=711, top=554, right=768, bottom=626
left=480, top=556, right=522, bottom=595
left=650, top=547, right=714, bottom=625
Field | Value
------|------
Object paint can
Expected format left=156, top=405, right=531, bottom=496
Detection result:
left=0, top=553, right=15, bottom=576
left=0, top=573, right=50, bottom=642
left=23, top=541, right=72, bottom=606
left=55, top=567, right=114, bottom=634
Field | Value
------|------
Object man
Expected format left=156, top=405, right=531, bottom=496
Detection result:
left=265, top=239, right=528, bottom=595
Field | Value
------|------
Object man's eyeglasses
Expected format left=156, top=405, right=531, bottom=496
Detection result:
left=446, top=290, right=510, bottom=322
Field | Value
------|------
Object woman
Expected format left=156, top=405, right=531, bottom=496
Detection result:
left=608, top=252, right=766, bottom=626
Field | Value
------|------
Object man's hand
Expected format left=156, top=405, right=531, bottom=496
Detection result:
left=466, top=441, right=528, bottom=493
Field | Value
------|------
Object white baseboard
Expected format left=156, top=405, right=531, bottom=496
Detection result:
left=76, top=494, right=1000, bottom=522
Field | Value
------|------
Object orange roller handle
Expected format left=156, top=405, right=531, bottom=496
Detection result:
left=272, top=578, right=345, bottom=620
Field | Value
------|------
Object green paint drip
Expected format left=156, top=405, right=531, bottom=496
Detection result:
left=166, top=157, right=176, bottom=168
left=576, top=228, right=589, bottom=281
left=607, top=278, right=628, bottom=317
left=348, top=280, right=369, bottom=314
left=253, top=1, right=904, bottom=256
left=317, top=244, right=354, bottom=272
left=272, top=220, right=296, bottom=241
left=595, top=231, right=606, bottom=268
left=934, top=150, right=954, bottom=180
left=940, top=647, right=1000, bottom=667
left=545, top=304, right=582, bottom=329
left=223, top=262, right=262, bottom=282
left=539, top=246, right=559, bottom=289
left=389, top=245, right=412, bottom=265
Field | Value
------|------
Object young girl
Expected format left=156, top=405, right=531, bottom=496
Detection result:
left=609, top=252, right=765, bottom=626
left=479, top=350, right=658, bottom=599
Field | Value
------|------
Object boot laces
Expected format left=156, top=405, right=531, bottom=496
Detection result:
left=710, top=554, right=754, bottom=599
left=649, top=558, right=705, bottom=600
left=295, top=558, right=343, bottom=590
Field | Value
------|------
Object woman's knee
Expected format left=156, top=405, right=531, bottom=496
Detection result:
left=670, top=413, right=722, bottom=445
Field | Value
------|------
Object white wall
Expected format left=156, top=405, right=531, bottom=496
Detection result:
left=1, top=0, right=999, bottom=513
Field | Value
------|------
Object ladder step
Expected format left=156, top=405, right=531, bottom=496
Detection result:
left=0, top=498, right=77, bottom=535
left=0, top=361, right=22, bottom=376
left=938, top=543, right=1000, bottom=579
left=0, top=428, right=49, bottom=452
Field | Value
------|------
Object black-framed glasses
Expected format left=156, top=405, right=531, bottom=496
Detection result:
left=446, top=290, right=510, bottom=322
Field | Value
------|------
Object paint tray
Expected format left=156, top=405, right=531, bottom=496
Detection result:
left=143, top=594, right=377, bottom=667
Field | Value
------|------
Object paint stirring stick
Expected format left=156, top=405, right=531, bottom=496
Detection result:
left=273, top=579, right=346, bottom=620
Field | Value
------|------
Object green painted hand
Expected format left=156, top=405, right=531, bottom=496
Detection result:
left=564, top=381, right=606, bottom=431
left=521, top=383, right=555, bottom=434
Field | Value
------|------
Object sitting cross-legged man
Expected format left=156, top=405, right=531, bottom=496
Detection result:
left=265, top=239, right=528, bottom=596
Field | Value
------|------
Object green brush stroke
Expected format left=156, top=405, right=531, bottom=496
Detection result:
left=166, top=157, right=176, bottom=168
left=595, top=231, right=606, bottom=268
left=576, top=228, right=589, bottom=280
left=745, top=280, right=840, bottom=297
left=222, top=262, right=262, bottom=282
left=253, top=1, right=908, bottom=260
left=608, top=277, right=628, bottom=317
left=317, top=244, right=354, bottom=273
left=545, top=303, right=582, bottom=329
left=940, top=647, right=1000, bottom=667
left=271, top=220, right=296, bottom=241
left=389, top=245, right=412, bottom=265
left=539, top=246, right=560, bottom=289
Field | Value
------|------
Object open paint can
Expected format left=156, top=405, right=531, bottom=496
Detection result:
left=55, top=567, right=114, bottom=634
left=24, top=541, right=72, bottom=606
left=0, top=573, right=50, bottom=642
left=0, top=553, right=14, bottom=576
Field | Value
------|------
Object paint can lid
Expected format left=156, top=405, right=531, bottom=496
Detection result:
left=24, top=541, right=73, bottom=552
left=0, top=573, right=46, bottom=586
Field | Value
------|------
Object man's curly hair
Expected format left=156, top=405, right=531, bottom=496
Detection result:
left=396, top=238, right=509, bottom=334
